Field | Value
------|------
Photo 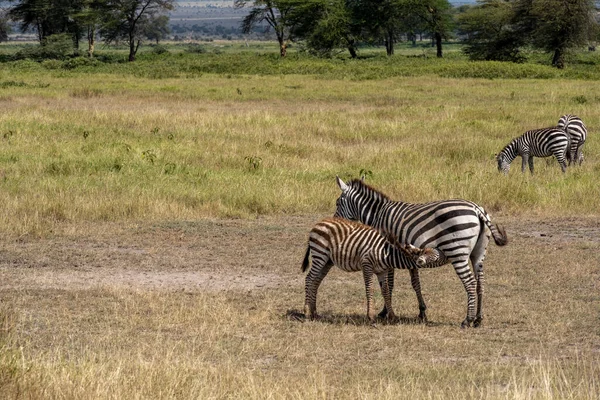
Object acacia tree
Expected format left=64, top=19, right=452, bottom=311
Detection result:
left=100, top=0, right=174, bottom=61
left=353, top=0, right=404, bottom=56
left=404, top=0, right=453, bottom=57
left=9, top=0, right=84, bottom=44
left=235, top=0, right=301, bottom=57
left=72, top=0, right=105, bottom=57
left=458, top=0, right=525, bottom=62
left=288, top=0, right=361, bottom=58
left=0, top=13, right=10, bottom=42
left=143, top=14, right=169, bottom=44
left=514, top=0, right=596, bottom=68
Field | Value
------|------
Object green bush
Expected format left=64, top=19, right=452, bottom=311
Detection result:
left=15, top=34, right=74, bottom=61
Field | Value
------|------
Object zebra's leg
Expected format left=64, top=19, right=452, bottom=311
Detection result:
left=304, top=257, right=333, bottom=320
left=559, top=157, right=567, bottom=172
left=576, top=145, right=584, bottom=166
left=556, top=150, right=568, bottom=173
left=409, top=268, right=428, bottom=322
left=377, top=268, right=394, bottom=318
left=528, top=155, right=534, bottom=174
left=473, top=262, right=485, bottom=327
left=362, top=266, right=376, bottom=323
left=521, top=154, right=529, bottom=173
left=377, top=271, right=396, bottom=321
left=450, top=257, right=477, bottom=328
left=470, top=231, right=489, bottom=328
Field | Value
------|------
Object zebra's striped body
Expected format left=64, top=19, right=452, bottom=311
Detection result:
left=496, top=127, right=570, bottom=174
left=557, top=114, right=587, bottom=165
left=302, top=217, right=445, bottom=322
left=333, top=177, right=508, bottom=328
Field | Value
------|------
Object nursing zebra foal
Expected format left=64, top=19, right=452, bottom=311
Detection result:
left=557, top=114, right=587, bottom=166
left=496, top=127, right=570, bottom=174
left=334, top=177, right=508, bottom=328
left=301, top=217, right=445, bottom=323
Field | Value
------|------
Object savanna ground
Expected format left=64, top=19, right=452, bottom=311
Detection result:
left=0, top=42, right=599, bottom=398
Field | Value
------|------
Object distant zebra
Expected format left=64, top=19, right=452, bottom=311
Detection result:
left=496, top=127, right=570, bottom=174
left=557, top=114, right=587, bottom=165
left=302, top=217, right=445, bottom=323
left=334, top=177, right=508, bottom=328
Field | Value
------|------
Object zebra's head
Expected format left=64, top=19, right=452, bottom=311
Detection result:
left=496, top=153, right=510, bottom=175
left=334, top=176, right=360, bottom=221
left=397, top=242, right=443, bottom=267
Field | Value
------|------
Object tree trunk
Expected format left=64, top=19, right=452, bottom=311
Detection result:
left=129, top=34, right=136, bottom=62
left=348, top=45, right=357, bottom=59
left=87, top=25, right=95, bottom=58
left=347, top=37, right=357, bottom=58
left=435, top=32, right=443, bottom=58
left=552, top=48, right=564, bottom=69
left=385, top=29, right=394, bottom=56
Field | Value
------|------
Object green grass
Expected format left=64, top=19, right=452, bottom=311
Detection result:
left=0, top=44, right=599, bottom=236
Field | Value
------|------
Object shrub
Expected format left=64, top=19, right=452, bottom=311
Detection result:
left=151, top=45, right=169, bottom=55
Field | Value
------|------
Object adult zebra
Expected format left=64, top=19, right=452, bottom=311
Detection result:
left=557, top=114, right=587, bottom=166
left=302, top=217, right=445, bottom=323
left=496, top=127, right=570, bottom=174
left=333, top=177, right=508, bottom=328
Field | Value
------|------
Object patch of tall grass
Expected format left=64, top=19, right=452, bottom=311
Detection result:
left=0, top=286, right=597, bottom=399
left=0, top=53, right=599, bottom=235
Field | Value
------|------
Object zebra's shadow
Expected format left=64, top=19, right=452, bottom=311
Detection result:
left=285, top=309, right=447, bottom=327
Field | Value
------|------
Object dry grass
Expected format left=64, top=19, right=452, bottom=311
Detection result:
left=0, top=61, right=598, bottom=398
left=0, top=71, right=599, bottom=236
left=0, top=215, right=599, bottom=399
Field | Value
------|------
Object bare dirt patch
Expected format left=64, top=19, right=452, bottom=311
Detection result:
left=0, top=215, right=321, bottom=292
left=1, top=214, right=599, bottom=293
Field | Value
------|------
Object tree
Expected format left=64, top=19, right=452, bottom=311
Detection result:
left=72, top=0, right=106, bottom=57
left=143, top=14, right=170, bottom=44
left=458, top=0, right=525, bottom=62
left=405, top=0, right=453, bottom=57
left=100, top=0, right=174, bottom=61
left=353, top=0, right=405, bottom=56
left=235, top=0, right=302, bottom=57
left=514, top=0, right=597, bottom=68
left=9, top=0, right=84, bottom=44
left=288, top=0, right=361, bottom=58
left=0, top=13, right=10, bottom=42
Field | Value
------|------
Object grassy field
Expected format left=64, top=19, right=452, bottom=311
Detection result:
left=0, top=45, right=599, bottom=398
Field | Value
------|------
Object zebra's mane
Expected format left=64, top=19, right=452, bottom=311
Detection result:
left=348, top=179, right=391, bottom=201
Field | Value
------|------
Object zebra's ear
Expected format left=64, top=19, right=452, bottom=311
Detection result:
left=336, top=176, right=349, bottom=192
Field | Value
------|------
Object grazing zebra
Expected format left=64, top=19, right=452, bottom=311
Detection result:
left=557, top=114, right=587, bottom=165
left=496, top=127, right=570, bottom=174
left=301, top=217, right=445, bottom=323
left=334, top=177, right=508, bottom=328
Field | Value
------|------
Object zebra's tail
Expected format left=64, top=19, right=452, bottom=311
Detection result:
left=489, top=224, right=508, bottom=246
left=473, top=204, right=508, bottom=246
left=301, top=244, right=311, bottom=273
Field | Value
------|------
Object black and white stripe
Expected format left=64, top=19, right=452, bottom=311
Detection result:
left=333, top=177, right=508, bottom=328
left=301, top=217, right=444, bottom=322
left=496, top=127, right=570, bottom=174
left=557, top=114, right=587, bottom=165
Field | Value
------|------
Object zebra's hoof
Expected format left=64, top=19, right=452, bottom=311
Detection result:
left=461, top=319, right=472, bottom=328
left=377, top=309, right=388, bottom=319
left=473, top=318, right=483, bottom=328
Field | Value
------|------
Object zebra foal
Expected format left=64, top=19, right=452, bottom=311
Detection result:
left=496, top=127, right=570, bottom=174
left=334, top=177, right=508, bottom=328
left=301, top=217, right=443, bottom=323
left=557, top=114, right=587, bottom=166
